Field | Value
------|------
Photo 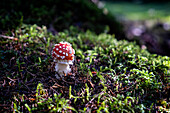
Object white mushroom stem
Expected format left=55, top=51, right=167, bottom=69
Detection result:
left=55, top=63, right=71, bottom=79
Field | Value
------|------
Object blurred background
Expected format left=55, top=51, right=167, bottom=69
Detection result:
left=97, top=0, right=170, bottom=56
left=1, top=0, right=170, bottom=56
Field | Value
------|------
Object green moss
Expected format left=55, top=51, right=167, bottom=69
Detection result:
left=0, top=24, right=169, bottom=112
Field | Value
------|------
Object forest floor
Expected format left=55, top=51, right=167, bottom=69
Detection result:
left=0, top=1, right=170, bottom=112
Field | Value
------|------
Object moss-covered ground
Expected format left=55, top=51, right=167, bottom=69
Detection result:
left=0, top=24, right=169, bottom=112
left=0, top=0, right=170, bottom=113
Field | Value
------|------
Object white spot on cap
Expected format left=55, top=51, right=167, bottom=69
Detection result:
left=59, top=46, right=62, bottom=48
left=66, top=53, right=68, bottom=56
left=55, top=44, right=59, bottom=46
left=56, top=48, right=59, bottom=51
left=57, top=55, right=60, bottom=57
left=59, top=50, right=62, bottom=53
left=61, top=56, right=65, bottom=59
left=54, top=51, right=57, bottom=55
left=69, top=49, right=72, bottom=54
left=63, top=48, right=65, bottom=50
left=63, top=52, right=65, bottom=55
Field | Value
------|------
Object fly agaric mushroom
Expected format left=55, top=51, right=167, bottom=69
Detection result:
left=52, top=42, right=75, bottom=78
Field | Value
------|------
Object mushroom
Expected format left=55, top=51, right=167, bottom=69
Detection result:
left=52, top=42, right=75, bottom=79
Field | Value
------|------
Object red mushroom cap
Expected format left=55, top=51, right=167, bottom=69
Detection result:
left=52, top=42, right=75, bottom=64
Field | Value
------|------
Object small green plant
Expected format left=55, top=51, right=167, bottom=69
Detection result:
left=13, top=83, right=77, bottom=112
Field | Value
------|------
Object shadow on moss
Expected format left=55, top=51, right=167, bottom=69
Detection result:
left=0, top=0, right=125, bottom=39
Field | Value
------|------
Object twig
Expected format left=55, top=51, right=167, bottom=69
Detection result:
left=52, top=83, right=65, bottom=88
left=62, top=79, right=75, bottom=84
left=88, top=80, right=94, bottom=88
left=26, top=70, right=36, bottom=77
left=21, top=81, right=31, bottom=91
left=2, top=80, right=6, bottom=87
left=7, top=77, right=16, bottom=82
left=50, top=87, right=60, bottom=95
left=0, top=34, right=18, bottom=41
